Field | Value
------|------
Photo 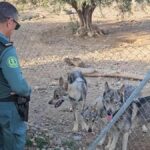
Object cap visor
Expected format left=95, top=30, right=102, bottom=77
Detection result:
left=15, top=22, right=20, bottom=30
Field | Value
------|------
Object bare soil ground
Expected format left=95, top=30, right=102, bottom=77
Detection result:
left=12, top=5, right=150, bottom=150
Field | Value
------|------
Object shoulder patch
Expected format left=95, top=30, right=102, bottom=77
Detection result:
left=7, top=56, right=19, bottom=68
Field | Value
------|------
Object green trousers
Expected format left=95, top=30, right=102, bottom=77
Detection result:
left=0, top=102, right=27, bottom=150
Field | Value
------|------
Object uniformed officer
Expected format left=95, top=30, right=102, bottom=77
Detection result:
left=0, top=1, right=31, bottom=150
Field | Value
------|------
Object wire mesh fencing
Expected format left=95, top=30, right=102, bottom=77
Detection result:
left=88, top=70, right=150, bottom=150
left=5, top=2, right=150, bottom=149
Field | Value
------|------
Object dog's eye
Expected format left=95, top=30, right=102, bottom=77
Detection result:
left=86, top=118, right=89, bottom=122
left=103, top=92, right=106, bottom=97
left=92, top=119, right=95, bottom=122
left=64, top=93, right=68, bottom=96
left=55, top=94, right=59, bottom=99
left=114, top=101, right=119, bottom=105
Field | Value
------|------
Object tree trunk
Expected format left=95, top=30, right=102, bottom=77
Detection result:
left=69, top=1, right=105, bottom=37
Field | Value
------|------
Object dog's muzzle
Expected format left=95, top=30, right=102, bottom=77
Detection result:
left=48, top=100, right=53, bottom=104
left=88, top=127, right=92, bottom=132
left=107, top=109, right=112, bottom=116
left=54, top=99, right=64, bottom=108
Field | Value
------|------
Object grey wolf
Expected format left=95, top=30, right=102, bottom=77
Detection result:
left=81, top=82, right=150, bottom=150
left=100, top=82, right=150, bottom=150
left=80, top=96, right=106, bottom=132
left=49, top=71, right=88, bottom=132
left=48, top=77, right=68, bottom=106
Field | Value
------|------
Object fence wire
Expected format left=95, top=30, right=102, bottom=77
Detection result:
left=17, top=10, right=150, bottom=150
left=88, top=70, right=150, bottom=150
left=2, top=1, right=150, bottom=149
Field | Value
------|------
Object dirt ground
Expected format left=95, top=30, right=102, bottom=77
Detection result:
left=11, top=5, right=150, bottom=150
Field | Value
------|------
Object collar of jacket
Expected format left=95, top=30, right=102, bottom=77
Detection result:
left=0, top=32, right=13, bottom=47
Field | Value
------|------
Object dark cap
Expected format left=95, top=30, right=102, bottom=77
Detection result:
left=0, top=2, right=20, bottom=30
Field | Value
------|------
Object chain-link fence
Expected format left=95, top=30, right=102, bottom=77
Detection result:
left=1, top=1, right=150, bottom=149
left=88, top=70, right=150, bottom=150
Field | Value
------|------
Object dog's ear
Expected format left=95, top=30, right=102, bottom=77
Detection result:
left=64, top=82, right=68, bottom=91
left=81, top=106, right=89, bottom=116
left=59, top=77, right=64, bottom=87
left=93, top=102, right=98, bottom=111
left=68, top=72, right=75, bottom=84
left=119, top=84, right=125, bottom=94
left=118, top=84, right=125, bottom=103
left=104, top=82, right=110, bottom=91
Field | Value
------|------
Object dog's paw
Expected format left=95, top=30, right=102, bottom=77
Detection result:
left=69, top=107, right=73, bottom=112
left=142, top=125, right=148, bottom=133
left=105, top=145, right=110, bottom=150
left=48, top=100, right=53, bottom=104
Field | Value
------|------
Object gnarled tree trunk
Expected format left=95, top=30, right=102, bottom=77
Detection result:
left=68, top=1, right=105, bottom=37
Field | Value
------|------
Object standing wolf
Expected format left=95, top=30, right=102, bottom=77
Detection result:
left=49, top=71, right=87, bottom=132
left=79, top=81, right=150, bottom=149
left=80, top=96, right=106, bottom=132
left=101, top=82, right=150, bottom=150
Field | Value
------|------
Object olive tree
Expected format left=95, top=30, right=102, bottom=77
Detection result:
left=55, top=0, right=149, bottom=37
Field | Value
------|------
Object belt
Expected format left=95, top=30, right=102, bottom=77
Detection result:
left=0, top=96, right=16, bottom=102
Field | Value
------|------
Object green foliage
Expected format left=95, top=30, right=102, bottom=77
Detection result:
left=15, top=0, right=150, bottom=7
left=14, top=0, right=51, bottom=6
left=51, top=0, right=66, bottom=13
left=12, top=0, right=150, bottom=12
left=19, top=0, right=27, bottom=4
left=35, top=136, right=48, bottom=149
left=113, top=0, right=132, bottom=13
left=98, top=0, right=115, bottom=6
left=68, top=14, right=79, bottom=34
left=55, top=0, right=150, bottom=12
left=26, top=137, right=33, bottom=147
left=136, top=0, right=148, bottom=3
left=62, top=139, right=78, bottom=150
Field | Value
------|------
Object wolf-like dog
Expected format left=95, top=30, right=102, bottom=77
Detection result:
left=80, top=96, right=106, bottom=132
left=48, top=77, right=68, bottom=106
left=101, top=82, right=150, bottom=150
left=79, top=82, right=150, bottom=149
left=49, top=71, right=87, bottom=132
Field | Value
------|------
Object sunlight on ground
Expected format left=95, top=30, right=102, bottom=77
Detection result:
left=21, top=45, right=150, bottom=68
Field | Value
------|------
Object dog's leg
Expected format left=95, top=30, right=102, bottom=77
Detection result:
left=130, top=103, right=139, bottom=131
left=131, top=103, right=138, bottom=122
left=80, top=101, right=88, bottom=131
left=105, top=134, right=112, bottom=149
left=142, top=124, right=148, bottom=133
left=109, top=131, right=119, bottom=150
left=122, top=131, right=130, bottom=150
left=97, top=134, right=107, bottom=146
left=81, top=116, right=88, bottom=131
left=142, top=123, right=150, bottom=133
left=73, top=109, right=79, bottom=132
left=81, top=98, right=86, bottom=111
left=147, top=123, right=150, bottom=133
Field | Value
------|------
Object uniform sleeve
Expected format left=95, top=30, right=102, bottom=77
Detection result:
left=1, top=47, right=31, bottom=97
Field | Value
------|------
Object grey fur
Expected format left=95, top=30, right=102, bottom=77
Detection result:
left=49, top=71, right=87, bottom=132
left=100, top=82, right=150, bottom=150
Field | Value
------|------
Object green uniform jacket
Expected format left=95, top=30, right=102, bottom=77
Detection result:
left=0, top=32, right=31, bottom=98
